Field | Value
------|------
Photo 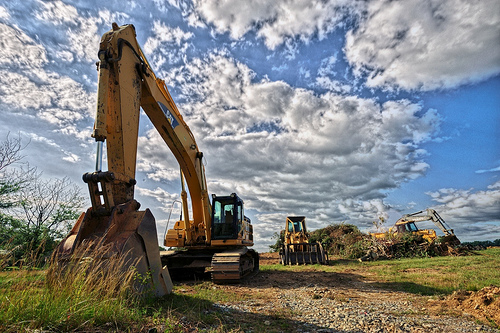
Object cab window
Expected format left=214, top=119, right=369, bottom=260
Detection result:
left=212, top=200, right=235, bottom=239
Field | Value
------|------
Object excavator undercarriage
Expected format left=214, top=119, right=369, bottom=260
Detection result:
left=160, top=247, right=259, bottom=283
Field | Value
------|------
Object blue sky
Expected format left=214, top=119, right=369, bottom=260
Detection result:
left=0, top=0, right=499, bottom=251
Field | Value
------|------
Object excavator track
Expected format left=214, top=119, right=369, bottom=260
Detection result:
left=211, top=248, right=259, bottom=283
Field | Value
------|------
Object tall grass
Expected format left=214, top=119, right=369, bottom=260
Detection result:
left=0, top=243, right=145, bottom=332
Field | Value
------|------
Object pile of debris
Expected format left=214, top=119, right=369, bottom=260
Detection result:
left=359, top=234, right=469, bottom=261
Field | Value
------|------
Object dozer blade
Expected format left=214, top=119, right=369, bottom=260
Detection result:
left=52, top=200, right=172, bottom=297
left=280, top=243, right=327, bottom=265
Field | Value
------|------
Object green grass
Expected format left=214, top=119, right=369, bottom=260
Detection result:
left=0, top=266, right=144, bottom=332
left=0, top=248, right=498, bottom=332
left=262, top=248, right=500, bottom=295
left=0, top=268, right=242, bottom=332
left=359, top=247, right=500, bottom=295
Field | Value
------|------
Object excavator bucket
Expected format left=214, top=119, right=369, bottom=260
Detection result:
left=52, top=200, right=173, bottom=297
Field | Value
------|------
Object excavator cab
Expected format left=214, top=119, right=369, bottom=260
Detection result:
left=212, top=193, right=244, bottom=240
left=396, top=222, right=419, bottom=233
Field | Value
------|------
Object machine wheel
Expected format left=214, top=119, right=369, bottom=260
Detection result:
left=280, top=246, right=289, bottom=265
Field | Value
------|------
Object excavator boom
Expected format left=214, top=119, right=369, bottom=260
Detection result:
left=52, top=22, right=212, bottom=297
left=54, top=23, right=258, bottom=289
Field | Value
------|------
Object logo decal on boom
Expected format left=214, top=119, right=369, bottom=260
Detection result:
left=158, top=102, right=179, bottom=129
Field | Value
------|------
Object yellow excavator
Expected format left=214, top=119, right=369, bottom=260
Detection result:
left=279, top=216, right=326, bottom=265
left=371, top=209, right=460, bottom=246
left=53, top=23, right=258, bottom=296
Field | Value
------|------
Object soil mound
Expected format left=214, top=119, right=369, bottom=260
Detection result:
left=435, top=286, right=500, bottom=327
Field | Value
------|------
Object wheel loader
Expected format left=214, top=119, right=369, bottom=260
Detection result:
left=279, top=216, right=327, bottom=265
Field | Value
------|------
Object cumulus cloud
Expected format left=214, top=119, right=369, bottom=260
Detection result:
left=0, top=70, right=94, bottom=126
left=136, top=186, right=180, bottom=210
left=345, top=0, right=500, bottom=91
left=424, top=181, right=500, bottom=241
left=0, top=6, right=9, bottom=20
left=189, top=0, right=362, bottom=49
left=143, top=20, right=193, bottom=69
left=33, top=1, right=130, bottom=63
left=0, top=13, right=98, bottom=177
left=35, top=0, right=79, bottom=24
left=152, top=53, right=441, bottom=241
left=136, top=129, right=181, bottom=182
left=426, top=181, right=500, bottom=224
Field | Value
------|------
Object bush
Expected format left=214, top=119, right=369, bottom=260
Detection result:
left=268, top=231, right=284, bottom=252
left=309, top=223, right=372, bottom=259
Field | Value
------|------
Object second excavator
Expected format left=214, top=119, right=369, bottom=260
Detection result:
left=371, top=209, right=460, bottom=246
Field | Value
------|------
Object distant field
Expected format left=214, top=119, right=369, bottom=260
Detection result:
left=262, top=247, right=500, bottom=295
left=0, top=248, right=498, bottom=332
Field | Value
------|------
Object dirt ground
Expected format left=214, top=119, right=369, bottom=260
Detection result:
left=215, top=252, right=500, bottom=331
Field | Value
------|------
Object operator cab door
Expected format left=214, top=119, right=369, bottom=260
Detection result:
left=406, top=222, right=419, bottom=232
left=211, top=193, right=243, bottom=240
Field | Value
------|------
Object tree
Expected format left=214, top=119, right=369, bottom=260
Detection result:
left=0, top=133, right=25, bottom=209
left=14, top=174, right=84, bottom=251
left=269, top=230, right=284, bottom=252
left=0, top=134, right=84, bottom=265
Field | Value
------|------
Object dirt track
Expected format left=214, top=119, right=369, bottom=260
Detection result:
left=177, top=253, right=500, bottom=332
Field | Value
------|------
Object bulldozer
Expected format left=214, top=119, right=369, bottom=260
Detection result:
left=371, top=209, right=460, bottom=246
left=52, top=23, right=257, bottom=296
left=279, top=216, right=326, bottom=265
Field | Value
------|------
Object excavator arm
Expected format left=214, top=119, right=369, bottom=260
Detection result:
left=53, top=23, right=215, bottom=296
left=397, top=209, right=456, bottom=236
left=92, top=23, right=211, bottom=243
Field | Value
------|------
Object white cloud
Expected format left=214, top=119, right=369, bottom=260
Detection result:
left=315, top=77, right=352, bottom=93
left=0, top=6, right=10, bottom=20
left=0, top=23, right=48, bottom=69
left=136, top=129, right=180, bottom=183
left=0, top=70, right=94, bottom=123
left=476, top=165, right=500, bottom=174
left=144, top=20, right=194, bottom=54
left=345, top=0, right=500, bottom=91
left=35, top=0, right=79, bottom=24
left=190, top=0, right=362, bottom=50
left=143, top=20, right=193, bottom=69
left=158, top=53, right=442, bottom=240
left=33, top=3, right=130, bottom=63
left=27, top=132, right=81, bottom=164
left=426, top=181, right=500, bottom=224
